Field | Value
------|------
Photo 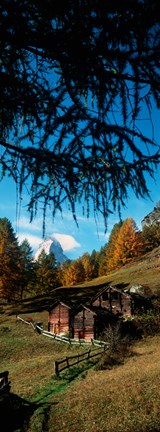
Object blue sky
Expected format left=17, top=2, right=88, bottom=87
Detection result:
left=0, top=166, right=159, bottom=261
left=0, top=89, right=160, bottom=260
left=1, top=12, right=160, bottom=262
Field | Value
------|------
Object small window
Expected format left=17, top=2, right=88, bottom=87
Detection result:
left=102, top=292, right=108, bottom=300
left=111, top=292, right=118, bottom=300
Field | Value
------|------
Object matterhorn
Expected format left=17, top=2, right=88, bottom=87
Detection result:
left=34, top=236, right=68, bottom=264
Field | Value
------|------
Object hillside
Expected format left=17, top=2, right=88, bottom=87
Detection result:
left=97, top=245, right=160, bottom=294
left=1, top=245, right=160, bottom=316
left=0, top=313, right=160, bottom=432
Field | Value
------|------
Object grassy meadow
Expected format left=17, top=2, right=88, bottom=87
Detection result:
left=0, top=311, right=160, bottom=432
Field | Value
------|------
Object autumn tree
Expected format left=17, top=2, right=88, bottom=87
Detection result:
left=60, top=259, right=72, bottom=286
left=99, top=222, right=122, bottom=275
left=0, top=218, right=23, bottom=301
left=81, top=252, right=99, bottom=281
left=112, top=218, right=144, bottom=268
left=61, top=258, right=85, bottom=286
left=1, top=1, right=160, bottom=233
left=60, top=250, right=99, bottom=285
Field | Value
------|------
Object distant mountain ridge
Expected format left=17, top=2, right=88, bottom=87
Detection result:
left=141, top=205, right=160, bottom=228
left=34, top=236, right=68, bottom=264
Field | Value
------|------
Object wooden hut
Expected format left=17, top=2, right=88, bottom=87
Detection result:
left=48, top=301, right=97, bottom=340
left=90, top=286, right=132, bottom=317
left=48, top=286, right=132, bottom=340
left=72, top=305, right=96, bottom=340
left=48, top=301, right=71, bottom=336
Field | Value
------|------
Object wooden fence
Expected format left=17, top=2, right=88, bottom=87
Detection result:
left=36, top=326, right=108, bottom=347
left=17, top=315, right=38, bottom=331
left=17, top=316, right=109, bottom=347
left=54, top=346, right=107, bottom=375
left=17, top=316, right=109, bottom=376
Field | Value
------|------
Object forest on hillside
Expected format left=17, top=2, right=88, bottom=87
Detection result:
left=1, top=213, right=160, bottom=302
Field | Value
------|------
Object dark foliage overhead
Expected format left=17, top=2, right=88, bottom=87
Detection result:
left=0, top=0, right=160, bottom=233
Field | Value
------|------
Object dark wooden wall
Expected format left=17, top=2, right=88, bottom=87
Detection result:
left=49, top=304, right=70, bottom=335
left=91, top=288, right=131, bottom=317
left=73, top=308, right=95, bottom=340
left=48, top=288, right=132, bottom=339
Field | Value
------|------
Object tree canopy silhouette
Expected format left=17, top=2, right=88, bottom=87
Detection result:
left=1, top=0, right=160, bottom=233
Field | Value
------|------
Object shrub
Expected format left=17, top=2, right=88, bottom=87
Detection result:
left=134, top=313, right=160, bottom=337
left=96, top=323, right=130, bottom=370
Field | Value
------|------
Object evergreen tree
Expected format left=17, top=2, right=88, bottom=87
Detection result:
left=90, top=249, right=99, bottom=279
left=98, top=243, right=108, bottom=276
left=0, top=218, right=22, bottom=301
left=19, top=239, right=34, bottom=299
left=34, top=250, right=59, bottom=295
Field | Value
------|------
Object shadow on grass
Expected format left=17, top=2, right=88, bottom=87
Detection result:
left=114, top=282, right=129, bottom=290
left=0, top=366, right=92, bottom=432
left=58, top=359, right=97, bottom=383
left=0, top=392, right=56, bottom=432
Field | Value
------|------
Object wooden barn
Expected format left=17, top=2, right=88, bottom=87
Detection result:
left=72, top=305, right=96, bottom=340
left=90, top=286, right=131, bottom=317
left=48, top=286, right=133, bottom=340
left=47, top=285, right=154, bottom=340
left=48, top=301, right=97, bottom=340
left=48, top=301, right=71, bottom=335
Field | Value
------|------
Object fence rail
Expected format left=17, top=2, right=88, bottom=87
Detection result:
left=17, top=315, right=37, bottom=331
left=17, top=316, right=109, bottom=347
left=17, top=316, right=110, bottom=376
left=36, top=326, right=109, bottom=347
left=54, top=346, right=107, bottom=375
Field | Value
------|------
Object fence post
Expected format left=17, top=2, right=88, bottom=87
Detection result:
left=54, top=361, right=59, bottom=375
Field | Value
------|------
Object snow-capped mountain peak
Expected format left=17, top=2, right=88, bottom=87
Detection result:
left=34, top=236, right=68, bottom=264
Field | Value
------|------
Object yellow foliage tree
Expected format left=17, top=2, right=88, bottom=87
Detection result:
left=112, top=218, right=144, bottom=268
left=81, top=252, right=96, bottom=281
left=61, top=258, right=85, bottom=286
left=99, top=222, right=122, bottom=275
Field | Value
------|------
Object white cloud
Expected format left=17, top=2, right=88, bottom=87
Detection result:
left=17, top=233, right=42, bottom=251
left=53, top=233, right=81, bottom=251
left=17, top=231, right=81, bottom=253
left=16, top=215, right=43, bottom=232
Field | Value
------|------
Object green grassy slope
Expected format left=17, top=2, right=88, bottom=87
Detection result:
left=0, top=313, right=160, bottom=432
